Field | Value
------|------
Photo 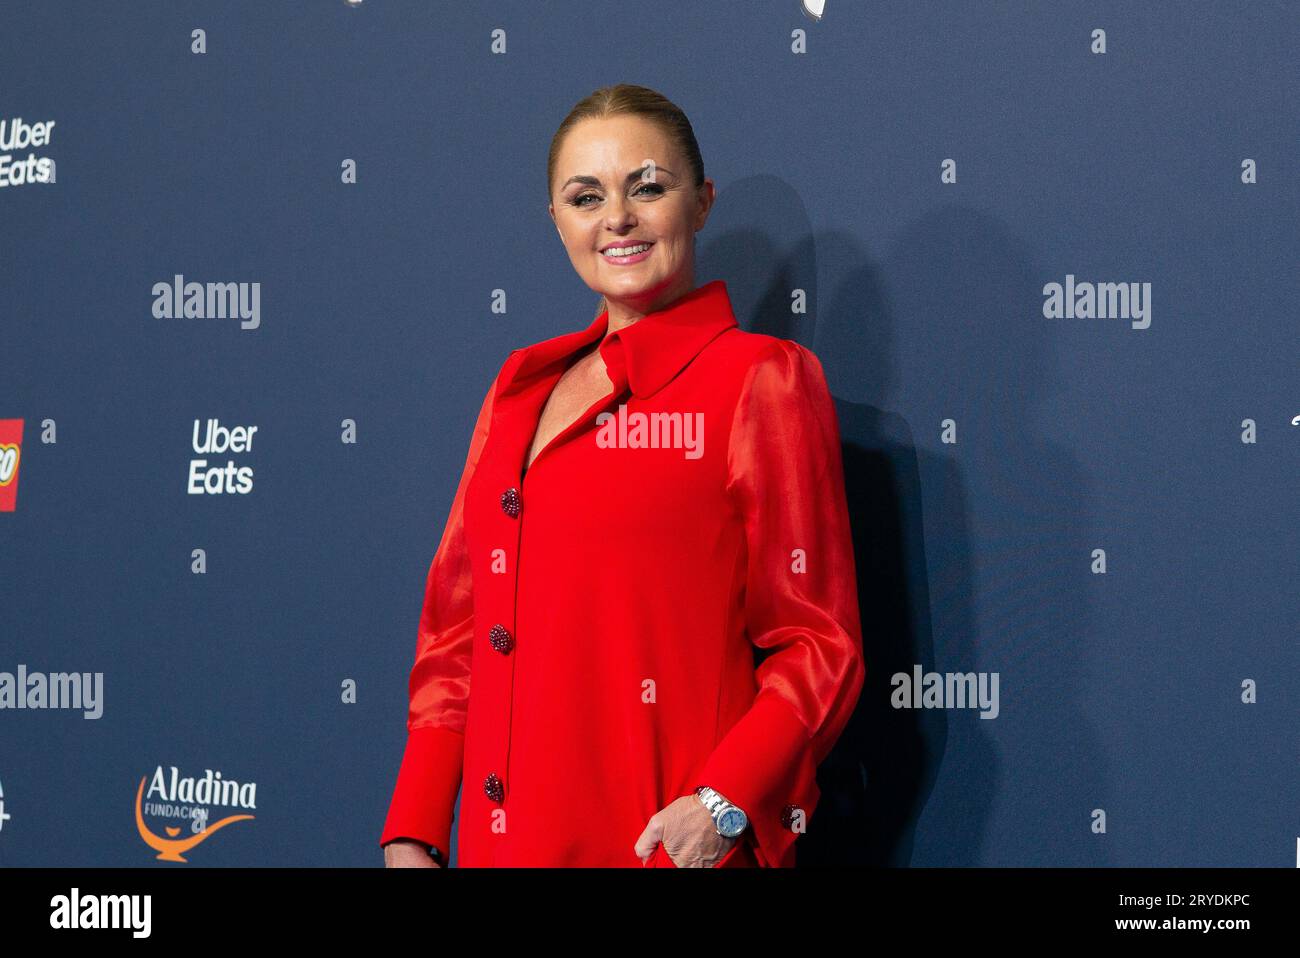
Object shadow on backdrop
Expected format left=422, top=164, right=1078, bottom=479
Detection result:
left=702, top=176, right=1000, bottom=867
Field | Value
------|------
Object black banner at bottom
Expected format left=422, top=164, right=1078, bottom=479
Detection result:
left=0, top=866, right=1292, bottom=942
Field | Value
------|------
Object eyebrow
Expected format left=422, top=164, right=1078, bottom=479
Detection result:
left=561, top=166, right=676, bottom=190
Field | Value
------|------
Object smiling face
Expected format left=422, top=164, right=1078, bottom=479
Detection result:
left=548, top=114, right=714, bottom=319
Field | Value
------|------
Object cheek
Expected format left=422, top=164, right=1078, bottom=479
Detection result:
left=659, top=223, right=692, bottom=249
left=657, top=237, right=686, bottom=259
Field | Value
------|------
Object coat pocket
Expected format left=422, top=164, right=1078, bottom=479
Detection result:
left=711, top=837, right=746, bottom=868
left=652, top=838, right=746, bottom=868
left=651, top=842, right=679, bottom=868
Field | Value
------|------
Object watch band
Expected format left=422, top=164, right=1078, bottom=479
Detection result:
left=695, top=785, right=749, bottom=838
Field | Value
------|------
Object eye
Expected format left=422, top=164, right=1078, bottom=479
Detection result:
left=571, top=182, right=663, bottom=208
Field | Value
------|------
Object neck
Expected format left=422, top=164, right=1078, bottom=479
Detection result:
left=602, top=275, right=695, bottom=339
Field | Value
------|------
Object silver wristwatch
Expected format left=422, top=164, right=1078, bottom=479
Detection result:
left=695, top=785, right=749, bottom=839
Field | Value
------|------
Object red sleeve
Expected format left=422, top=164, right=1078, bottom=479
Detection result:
left=379, top=371, right=498, bottom=852
left=694, top=338, right=866, bottom=867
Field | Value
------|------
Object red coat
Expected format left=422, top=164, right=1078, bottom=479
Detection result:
left=379, top=280, right=864, bottom=867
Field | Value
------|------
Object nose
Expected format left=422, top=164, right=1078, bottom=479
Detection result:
left=604, top=193, right=636, bottom=230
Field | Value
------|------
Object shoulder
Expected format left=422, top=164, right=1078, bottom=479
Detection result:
left=706, top=328, right=829, bottom=391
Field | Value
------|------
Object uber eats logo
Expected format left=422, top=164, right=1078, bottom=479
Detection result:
left=0, top=115, right=57, bottom=187
left=189, top=419, right=258, bottom=494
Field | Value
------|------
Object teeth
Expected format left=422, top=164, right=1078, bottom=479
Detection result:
left=602, top=243, right=651, bottom=257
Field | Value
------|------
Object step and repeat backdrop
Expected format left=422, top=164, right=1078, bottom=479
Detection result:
left=1, top=1, right=1296, bottom=867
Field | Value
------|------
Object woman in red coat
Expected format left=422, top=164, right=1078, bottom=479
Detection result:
left=381, top=84, right=864, bottom=868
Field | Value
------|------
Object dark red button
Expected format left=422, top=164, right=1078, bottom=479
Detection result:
left=780, top=804, right=802, bottom=830
left=500, top=487, right=521, bottom=517
left=489, top=623, right=513, bottom=654
left=484, top=772, right=504, bottom=803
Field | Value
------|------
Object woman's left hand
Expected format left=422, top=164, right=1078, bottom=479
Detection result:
left=634, top=794, right=736, bottom=867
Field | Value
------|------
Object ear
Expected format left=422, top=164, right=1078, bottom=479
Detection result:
left=694, top=178, right=716, bottom=232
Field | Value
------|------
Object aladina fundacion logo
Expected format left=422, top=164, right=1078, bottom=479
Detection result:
left=0, top=418, right=23, bottom=512
left=134, top=766, right=255, bottom=862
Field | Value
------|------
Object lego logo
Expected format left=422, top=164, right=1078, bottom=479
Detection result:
left=0, top=443, right=18, bottom=484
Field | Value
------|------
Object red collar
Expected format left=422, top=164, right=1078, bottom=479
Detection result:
left=501, top=280, right=739, bottom=400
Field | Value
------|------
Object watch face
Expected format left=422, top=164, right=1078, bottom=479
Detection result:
left=717, top=807, right=747, bottom=838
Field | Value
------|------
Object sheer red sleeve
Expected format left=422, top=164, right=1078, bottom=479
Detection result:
left=379, top=373, right=498, bottom=852
left=694, top=338, right=866, bottom=867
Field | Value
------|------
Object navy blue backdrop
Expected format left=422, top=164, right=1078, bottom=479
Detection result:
left=1, top=0, right=1297, bottom=867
